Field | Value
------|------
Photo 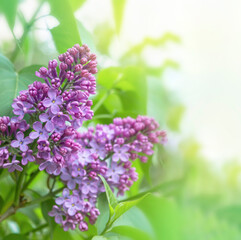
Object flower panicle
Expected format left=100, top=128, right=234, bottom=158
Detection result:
left=0, top=44, right=167, bottom=232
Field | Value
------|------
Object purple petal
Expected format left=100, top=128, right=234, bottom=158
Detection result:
left=121, top=145, right=129, bottom=152
left=61, top=173, right=71, bottom=181
left=39, top=113, right=49, bottom=122
left=48, top=211, right=56, bottom=217
left=38, top=132, right=49, bottom=140
left=11, top=140, right=20, bottom=148
left=90, top=185, right=98, bottom=193
left=55, top=215, right=63, bottom=224
left=112, top=153, right=119, bottom=162
left=45, top=121, right=54, bottom=132
left=20, top=144, right=28, bottom=152
left=29, top=155, right=35, bottom=162
left=24, top=137, right=33, bottom=145
left=55, top=96, right=63, bottom=105
left=121, top=153, right=129, bottom=162
left=24, top=102, right=33, bottom=109
left=39, top=161, right=49, bottom=171
left=12, top=160, right=20, bottom=164
left=68, top=207, right=76, bottom=216
left=64, top=201, right=72, bottom=208
left=13, top=109, right=23, bottom=115
left=81, top=185, right=89, bottom=195
left=21, top=158, right=28, bottom=165
left=75, top=202, right=82, bottom=210
left=8, top=165, right=16, bottom=172
left=16, top=102, right=24, bottom=109
left=29, top=132, right=39, bottom=139
left=43, top=98, right=52, bottom=107
left=14, top=164, right=23, bottom=171
left=56, top=197, right=64, bottom=205
left=63, top=188, right=70, bottom=197
left=3, top=163, right=12, bottom=168
left=46, top=163, right=56, bottom=174
left=53, top=167, right=61, bottom=176
left=33, top=122, right=42, bottom=131
left=113, top=145, right=120, bottom=152
left=48, top=89, right=57, bottom=99
left=51, top=105, right=59, bottom=114
left=67, top=180, right=76, bottom=190
left=16, top=131, right=24, bottom=141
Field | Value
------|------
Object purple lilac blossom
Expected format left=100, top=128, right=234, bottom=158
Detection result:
left=11, top=131, right=33, bottom=152
left=21, top=150, right=35, bottom=165
left=29, top=122, right=49, bottom=140
left=0, top=44, right=166, bottom=233
left=42, top=89, right=63, bottom=114
left=3, top=160, right=23, bottom=172
left=39, top=112, right=54, bottom=132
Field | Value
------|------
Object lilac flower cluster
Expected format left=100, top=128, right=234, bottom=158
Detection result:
left=0, top=44, right=97, bottom=174
left=49, top=116, right=167, bottom=231
left=0, top=116, right=30, bottom=171
left=0, top=44, right=167, bottom=232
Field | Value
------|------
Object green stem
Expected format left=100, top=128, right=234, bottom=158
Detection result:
left=25, top=186, right=65, bottom=207
left=0, top=206, right=16, bottom=223
left=93, top=73, right=123, bottom=113
left=61, top=81, right=70, bottom=93
left=22, top=170, right=40, bottom=192
left=0, top=187, right=64, bottom=223
left=24, top=223, right=48, bottom=235
left=14, top=167, right=27, bottom=206
left=93, top=89, right=114, bottom=112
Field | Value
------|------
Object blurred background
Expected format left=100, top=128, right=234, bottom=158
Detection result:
left=1, top=0, right=241, bottom=239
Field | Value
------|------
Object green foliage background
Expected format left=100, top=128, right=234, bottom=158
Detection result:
left=0, top=0, right=240, bottom=239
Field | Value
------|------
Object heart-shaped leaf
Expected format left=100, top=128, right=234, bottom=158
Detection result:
left=0, top=54, right=42, bottom=116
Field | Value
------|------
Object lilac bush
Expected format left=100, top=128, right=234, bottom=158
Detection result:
left=0, top=44, right=167, bottom=232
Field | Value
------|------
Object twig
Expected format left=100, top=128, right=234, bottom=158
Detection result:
left=22, top=170, right=40, bottom=192
left=24, top=223, right=48, bottom=235
left=0, top=187, right=64, bottom=223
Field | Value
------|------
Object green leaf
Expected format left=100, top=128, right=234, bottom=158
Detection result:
left=99, top=175, right=118, bottom=214
left=97, top=67, right=123, bottom=90
left=53, top=225, right=73, bottom=240
left=13, top=212, right=33, bottom=234
left=0, top=0, right=18, bottom=30
left=41, top=199, right=56, bottom=236
left=138, top=195, right=180, bottom=240
left=18, top=206, right=41, bottom=226
left=3, top=234, right=28, bottom=240
left=48, top=0, right=81, bottom=53
left=105, top=226, right=152, bottom=240
left=111, top=206, right=154, bottom=236
left=96, top=193, right=110, bottom=234
left=111, top=0, right=126, bottom=34
left=0, top=55, right=42, bottom=116
left=110, top=194, right=149, bottom=225
left=127, top=160, right=143, bottom=197
left=91, top=236, right=107, bottom=240
left=104, top=93, right=122, bottom=114
left=116, top=67, right=147, bottom=115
